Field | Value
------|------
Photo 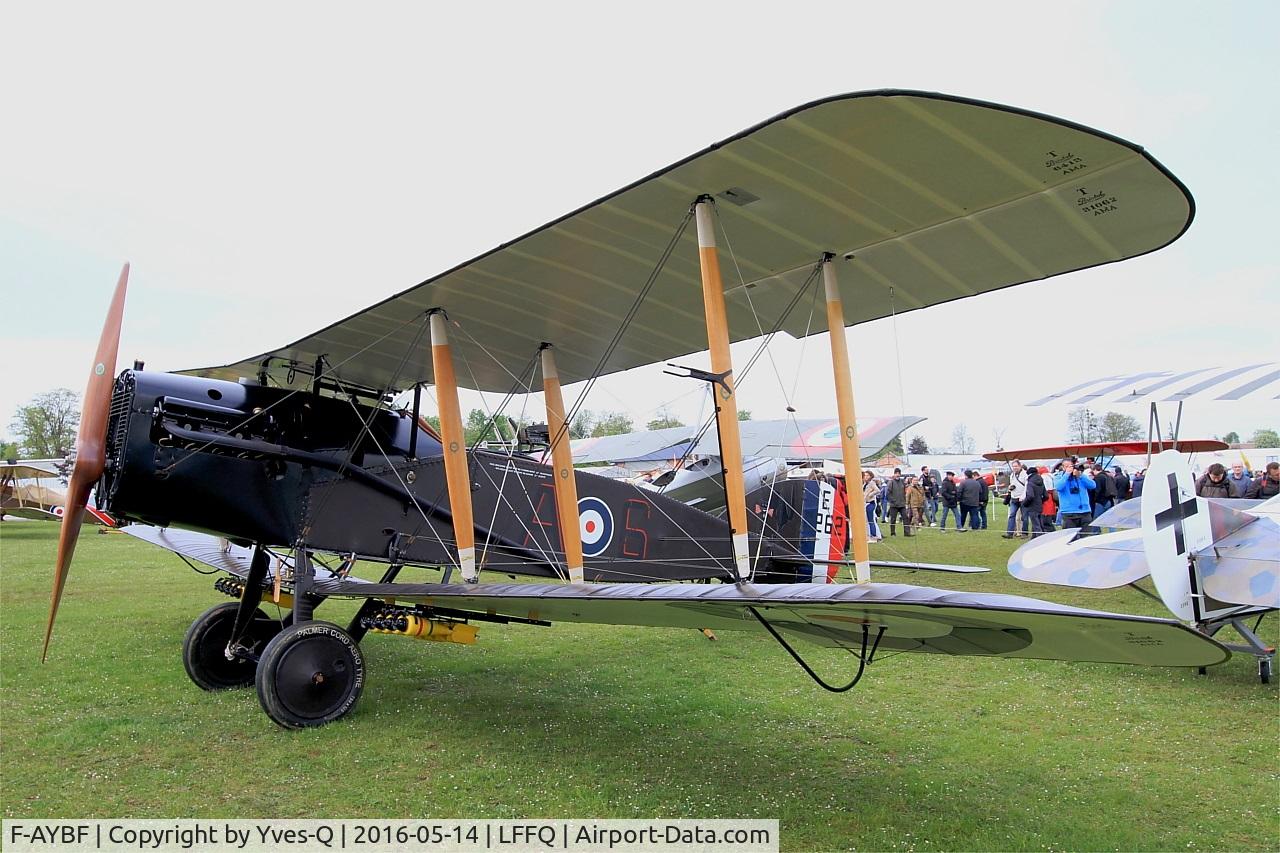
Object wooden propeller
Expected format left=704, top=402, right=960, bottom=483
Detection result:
left=43, top=263, right=129, bottom=661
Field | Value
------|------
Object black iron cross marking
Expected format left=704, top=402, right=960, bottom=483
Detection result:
left=1154, top=472, right=1198, bottom=556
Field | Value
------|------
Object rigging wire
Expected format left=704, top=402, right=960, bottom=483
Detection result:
left=548, top=209, right=695, bottom=455
left=886, top=285, right=923, bottom=566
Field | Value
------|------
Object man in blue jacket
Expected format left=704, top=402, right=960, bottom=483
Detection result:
left=1053, top=458, right=1096, bottom=529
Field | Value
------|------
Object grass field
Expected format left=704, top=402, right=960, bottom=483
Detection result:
left=2, top=518, right=1277, bottom=851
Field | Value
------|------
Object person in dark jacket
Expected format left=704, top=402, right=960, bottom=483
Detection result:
left=1245, top=462, right=1280, bottom=499
left=1091, top=465, right=1117, bottom=516
left=1022, top=467, right=1046, bottom=536
left=1131, top=469, right=1146, bottom=499
left=1196, top=463, right=1233, bottom=498
left=1113, top=466, right=1131, bottom=502
left=938, top=472, right=961, bottom=530
left=885, top=468, right=909, bottom=536
left=976, top=473, right=990, bottom=529
left=920, top=466, right=939, bottom=526
left=958, top=470, right=983, bottom=532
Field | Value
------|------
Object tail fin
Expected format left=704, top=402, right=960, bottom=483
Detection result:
left=1140, top=450, right=1213, bottom=620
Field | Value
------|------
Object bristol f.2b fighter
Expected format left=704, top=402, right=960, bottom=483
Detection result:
left=45, top=91, right=1232, bottom=728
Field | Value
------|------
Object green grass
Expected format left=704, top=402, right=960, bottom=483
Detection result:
left=2, top=519, right=1277, bottom=851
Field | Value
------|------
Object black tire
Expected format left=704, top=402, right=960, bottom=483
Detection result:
left=183, top=602, right=283, bottom=691
left=255, top=621, right=364, bottom=729
left=1260, top=657, right=1272, bottom=685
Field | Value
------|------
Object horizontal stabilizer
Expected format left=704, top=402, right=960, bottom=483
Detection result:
left=1093, top=498, right=1263, bottom=532
left=772, top=556, right=988, bottom=573
left=1091, top=501, right=1142, bottom=529
left=1007, top=528, right=1150, bottom=588
left=1198, top=515, right=1280, bottom=610
left=772, top=557, right=988, bottom=574
left=870, top=560, right=989, bottom=574
left=311, top=578, right=1227, bottom=667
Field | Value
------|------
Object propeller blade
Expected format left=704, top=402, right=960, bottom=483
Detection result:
left=43, top=263, right=129, bottom=661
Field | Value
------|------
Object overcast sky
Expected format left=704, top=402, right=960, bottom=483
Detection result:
left=2, top=1, right=1276, bottom=455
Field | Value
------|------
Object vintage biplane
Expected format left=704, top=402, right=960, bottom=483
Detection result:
left=1007, top=450, right=1278, bottom=681
left=1, top=459, right=113, bottom=524
left=984, top=439, right=1230, bottom=470
left=46, top=91, right=1234, bottom=728
left=2, top=460, right=65, bottom=521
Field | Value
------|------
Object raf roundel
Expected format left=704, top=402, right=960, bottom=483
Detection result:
left=577, top=496, right=614, bottom=557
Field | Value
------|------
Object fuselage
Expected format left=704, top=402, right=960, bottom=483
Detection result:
left=98, top=369, right=760, bottom=582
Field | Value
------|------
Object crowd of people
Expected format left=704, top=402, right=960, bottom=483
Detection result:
left=856, top=456, right=1278, bottom=543
left=860, top=466, right=995, bottom=540
left=1194, top=460, right=1279, bottom=499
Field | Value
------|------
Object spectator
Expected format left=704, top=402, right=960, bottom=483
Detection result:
left=1053, top=458, right=1096, bottom=529
left=1226, top=462, right=1252, bottom=498
left=939, top=471, right=961, bottom=530
left=1040, top=470, right=1058, bottom=533
left=861, top=470, right=882, bottom=543
left=905, top=475, right=925, bottom=536
left=958, top=470, right=983, bottom=532
left=1003, top=460, right=1029, bottom=539
left=1091, top=464, right=1117, bottom=516
left=1113, top=466, right=1131, bottom=502
left=886, top=468, right=909, bottom=537
left=878, top=476, right=890, bottom=523
left=920, top=466, right=939, bottom=527
left=976, top=471, right=990, bottom=529
left=1195, top=463, right=1233, bottom=498
left=1245, top=462, right=1280, bottom=499
left=1131, top=468, right=1146, bottom=499
left=1022, top=465, right=1046, bottom=537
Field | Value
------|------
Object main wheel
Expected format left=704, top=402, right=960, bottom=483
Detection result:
left=183, top=601, right=282, bottom=691
left=255, top=621, right=364, bottom=729
left=1260, top=657, right=1272, bottom=685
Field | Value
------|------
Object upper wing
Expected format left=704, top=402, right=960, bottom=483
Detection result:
left=1026, top=363, right=1279, bottom=407
left=0, top=461, right=62, bottom=480
left=183, top=91, right=1193, bottom=394
left=984, top=440, right=1227, bottom=462
left=311, top=578, right=1227, bottom=668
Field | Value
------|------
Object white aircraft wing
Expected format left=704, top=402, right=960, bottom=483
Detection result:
left=1007, top=528, right=1151, bottom=588
left=572, top=415, right=921, bottom=465
left=708, top=415, right=923, bottom=462
left=571, top=426, right=697, bottom=465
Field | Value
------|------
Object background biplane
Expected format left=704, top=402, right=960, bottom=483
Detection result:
left=1, top=459, right=112, bottom=525
left=1, top=460, right=65, bottom=521
left=44, top=91, right=1233, bottom=728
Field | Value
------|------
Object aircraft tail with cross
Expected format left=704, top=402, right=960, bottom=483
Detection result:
left=1007, top=449, right=1278, bottom=680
